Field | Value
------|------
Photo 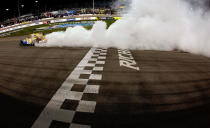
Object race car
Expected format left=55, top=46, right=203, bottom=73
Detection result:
left=20, top=33, right=47, bottom=46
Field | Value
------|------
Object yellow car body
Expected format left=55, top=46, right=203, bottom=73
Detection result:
left=20, top=33, right=47, bottom=46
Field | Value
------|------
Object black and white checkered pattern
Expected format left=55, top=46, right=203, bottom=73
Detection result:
left=32, top=48, right=107, bottom=128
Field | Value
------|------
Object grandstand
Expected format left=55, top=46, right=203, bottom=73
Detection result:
left=0, top=0, right=115, bottom=27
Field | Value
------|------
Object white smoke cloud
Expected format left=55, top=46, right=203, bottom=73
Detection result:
left=44, top=0, right=210, bottom=57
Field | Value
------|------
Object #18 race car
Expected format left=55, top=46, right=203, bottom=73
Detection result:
left=20, top=33, right=47, bottom=46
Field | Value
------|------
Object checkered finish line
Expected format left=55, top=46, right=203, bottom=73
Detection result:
left=32, top=48, right=107, bottom=128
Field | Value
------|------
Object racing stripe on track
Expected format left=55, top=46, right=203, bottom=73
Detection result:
left=32, top=48, right=107, bottom=128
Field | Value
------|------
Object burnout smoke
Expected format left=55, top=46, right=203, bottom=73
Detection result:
left=45, top=0, right=210, bottom=57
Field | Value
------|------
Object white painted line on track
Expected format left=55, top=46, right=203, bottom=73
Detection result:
left=32, top=48, right=107, bottom=128
left=76, top=100, right=96, bottom=113
left=89, top=74, right=102, bottom=80
left=84, top=85, right=100, bottom=94
left=93, top=67, right=103, bottom=71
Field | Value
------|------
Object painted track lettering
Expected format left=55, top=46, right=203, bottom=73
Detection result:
left=118, top=49, right=140, bottom=71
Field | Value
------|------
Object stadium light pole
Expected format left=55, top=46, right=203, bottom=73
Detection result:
left=35, top=1, right=39, bottom=16
left=18, top=0, right=20, bottom=17
left=5, top=9, right=9, bottom=21
left=93, top=0, right=95, bottom=14
left=21, top=5, right=24, bottom=15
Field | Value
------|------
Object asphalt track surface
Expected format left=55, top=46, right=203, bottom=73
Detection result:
left=0, top=36, right=210, bottom=128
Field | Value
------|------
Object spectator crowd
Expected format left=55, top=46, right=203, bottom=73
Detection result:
left=0, top=8, right=115, bottom=28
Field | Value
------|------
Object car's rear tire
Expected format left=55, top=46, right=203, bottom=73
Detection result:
left=20, top=41, right=24, bottom=46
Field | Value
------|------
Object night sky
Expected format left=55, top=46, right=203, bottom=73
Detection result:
left=0, top=0, right=114, bottom=20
